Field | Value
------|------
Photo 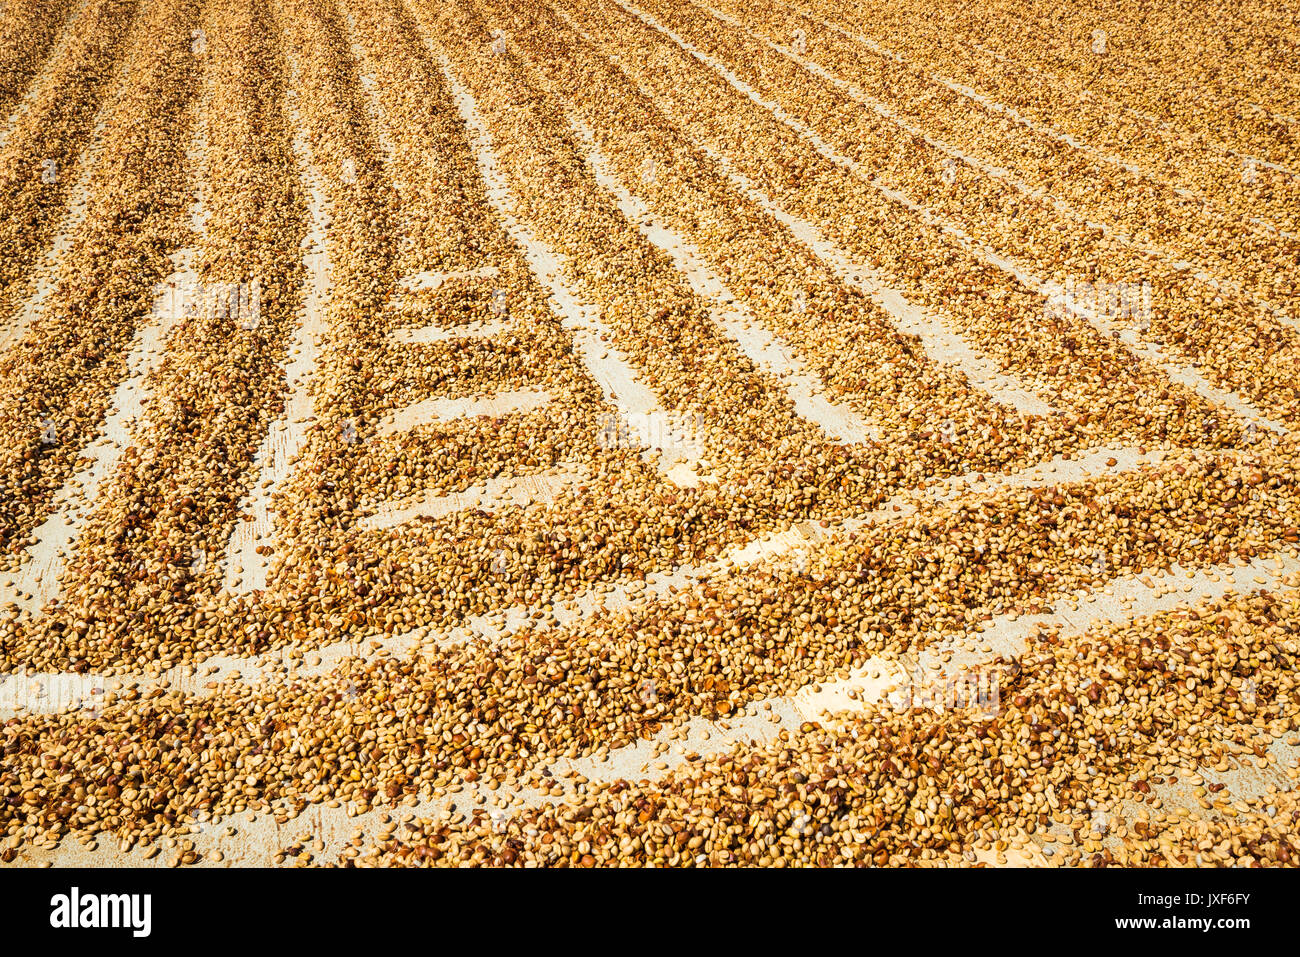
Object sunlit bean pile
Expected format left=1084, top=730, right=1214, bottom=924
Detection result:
left=0, top=0, right=1297, bottom=868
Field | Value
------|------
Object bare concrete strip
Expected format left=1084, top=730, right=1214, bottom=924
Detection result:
left=436, top=56, right=705, bottom=485
left=569, top=120, right=878, bottom=445
left=362, top=466, right=586, bottom=531
left=222, top=108, right=331, bottom=595
left=377, top=387, right=553, bottom=436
